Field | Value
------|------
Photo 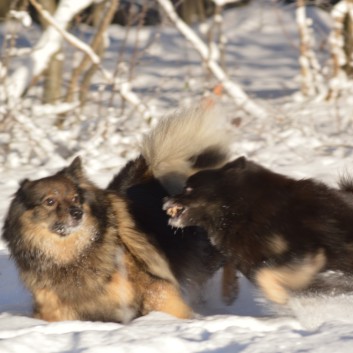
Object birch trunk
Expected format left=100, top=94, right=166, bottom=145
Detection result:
left=327, top=0, right=353, bottom=99
left=296, top=0, right=324, bottom=97
left=2, top=0, right=95, bottom=102
left=38, top=0, right=63, bottom=104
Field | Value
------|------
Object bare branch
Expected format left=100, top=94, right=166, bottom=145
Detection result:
left=157, top=0, right=267, bottom=119
left=29, top=0, right=101, bottom=64
left=65, top=0, right=120, bottom=103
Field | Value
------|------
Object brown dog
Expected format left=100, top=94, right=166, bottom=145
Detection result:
left=164, top=156, right=353, bottom=305
left=2, top=104, right=229, bottom=322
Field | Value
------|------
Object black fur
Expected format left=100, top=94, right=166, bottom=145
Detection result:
left=164, top=156, right=353, bottom=302
left=190, top=146, right=229, bottom=169
left=107, top=157, right=224, bottom=297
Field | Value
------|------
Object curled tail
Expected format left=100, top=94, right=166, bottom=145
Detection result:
left=109, top=104, right=229, bottom=194
left=141, top=104, right=229, bottom=194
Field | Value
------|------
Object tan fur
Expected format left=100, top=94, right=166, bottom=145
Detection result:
left=256, top=250, right=327, bottom=304
left=28, top=220, right=136, bottom=322
left=19, top=204, right=97, bottom=265
left=33, top=288, right=76, bottom=322
left=12, top=182, right=191, bottom=323
left=30, top=222, right=192, bottom=322
left=266, top=234, right=288, bottom=255
left=141, top=281, right=192, bottom=319
left=33, top=268, right=137, bottom=323
left=111, top=195, right=178, bottom=287
left=220, top=235, right=289, bottom=305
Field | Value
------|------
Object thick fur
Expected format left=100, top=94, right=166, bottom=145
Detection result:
left=164, top=156, right=353, bottom=305
left=2, top=104, right=228, bottom=322
left=3, top=158, right=190, bottom=322
left=108, top=104, right=228, bottom=303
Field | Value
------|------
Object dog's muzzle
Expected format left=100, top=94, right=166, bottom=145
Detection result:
left=69, top=206, right=83, bottom=221
left=51, top=206, right=83, bottom=236
left=163, top=199, right=186, bottom=227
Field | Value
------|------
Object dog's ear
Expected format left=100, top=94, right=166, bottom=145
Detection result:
left=17, top=178, right=32, bottom=197
left=223, top=156, right=247, bottom=171
left=64, top=156, right=86, bottom=182
left=15, top=178, right=34, bottom=205
left=19, top=178, right=31, bottom=189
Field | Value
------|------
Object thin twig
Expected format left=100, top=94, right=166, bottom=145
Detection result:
left=29, top=0, right=101, bottom=65
left=65, top=0, right=120, bottom=102
left=157, top=0, right=267, bottom=119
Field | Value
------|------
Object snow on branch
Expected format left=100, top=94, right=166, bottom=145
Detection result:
left=157, top=0, right=268, bottom=119
left=2, top=0, right=152, bottom=118
left=1, top=0, right=96, bottom=102
left=30, top=0, right=101, bottom=65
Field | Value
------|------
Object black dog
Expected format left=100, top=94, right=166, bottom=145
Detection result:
left=164, top=156, right=353, bottom=304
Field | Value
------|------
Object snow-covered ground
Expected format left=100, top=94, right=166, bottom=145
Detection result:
left=1, top=1, right=353, bottom=352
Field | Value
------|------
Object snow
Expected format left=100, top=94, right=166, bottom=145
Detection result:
left=1, top=1, right=353, bottom=352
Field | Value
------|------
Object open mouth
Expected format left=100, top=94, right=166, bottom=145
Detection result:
left=166, top=204, right=185, bottom=218
left=163, top=200, right=188, bottom=228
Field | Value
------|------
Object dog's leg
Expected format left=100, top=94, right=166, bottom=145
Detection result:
left=142, top=281, right=193, bottom=319
left=221, top=260, right=239, bottom=305
left=255, top=250, right=326, bottom=304
left=33, top=288, right=76, bottom=322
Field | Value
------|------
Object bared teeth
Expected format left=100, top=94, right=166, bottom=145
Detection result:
left=166, top=205, right=184, bottom=218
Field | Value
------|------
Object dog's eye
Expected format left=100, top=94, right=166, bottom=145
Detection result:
left=44, top=198, right=56, bottom=207
left=185, top=187, right=193, bottom=194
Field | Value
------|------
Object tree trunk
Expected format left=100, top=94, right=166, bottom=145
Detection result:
left=327, top=0, right=352, bottom=99
left=38, top=0, right=63, bottom=104
left=65, top=0, right=119, bottom=104
left=343, top=1, right=353, bottom=76
left=296, top=0, right=323, bottom=97
left=175, top=0, right=213, bottom=24
left=3, top=0, right=95, bottom=102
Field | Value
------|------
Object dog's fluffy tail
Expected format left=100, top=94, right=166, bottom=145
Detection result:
left=108, top=104, right=230, bottom=194
left=141, top=104, right=229, bottom=194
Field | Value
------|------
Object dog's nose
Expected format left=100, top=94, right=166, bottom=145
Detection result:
left=69, top=206, right=83, bottom=220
